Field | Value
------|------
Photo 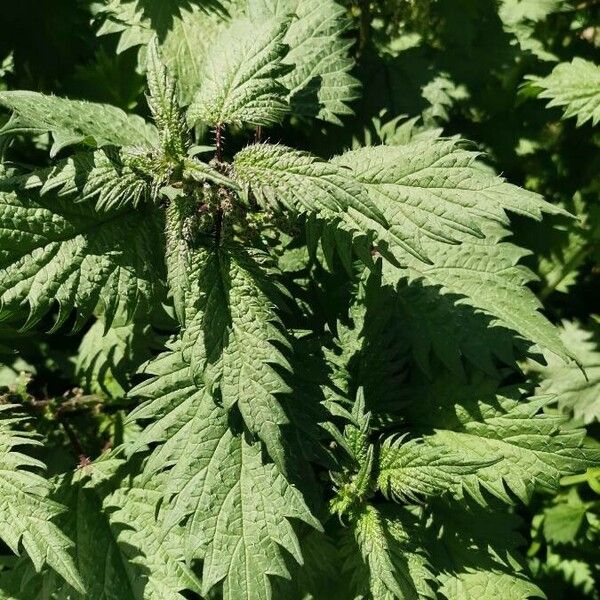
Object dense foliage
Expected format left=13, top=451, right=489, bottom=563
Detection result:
left=0, top=1, right=599, bottom=598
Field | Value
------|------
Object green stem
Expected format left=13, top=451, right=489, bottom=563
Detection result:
left=214, top=123, right=224, bottom=246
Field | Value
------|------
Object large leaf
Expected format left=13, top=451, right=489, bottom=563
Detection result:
left=345, top=504, right=435, bottom=600
left=97, top=0, right=229, bottom=46
left=128, top=342, right=321, bottom=600
left=0, top=471, right=201, bottom=600
left=233, top=143, right=398, bottom=259
left=180, top=244, right=294, bottom=469
left=395, top=280, right=527, bottom=377
left=24, top=149, right=152, bottom=212
left=333, top=140, right=566, bottom=262
left=102, top=477, right=202, bottom=599
left=437, top=567, right=545, bottom=600
left=159, top=4, right=230, bottom=104
left=249, top=0, right=360, bottom=124
left=187, top=16, right=291, bottom=127
left=0, top=184, right=161, bottom=329
left=377, top=437, right=490, bottom=504
left=383, top=224, right=573, bottom=363
left=428, top=499, right=544, bottom=600
left=0, top=91, right=158, bottom=156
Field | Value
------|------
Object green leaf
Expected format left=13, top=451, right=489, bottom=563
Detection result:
left=103, top=477, right=203, bottom=599
left=187, top=16, right=291, bottom=127
left=182, top=156, right=240, bottom=189
left=0, top=184, right=161, bottom=329
left=405, top=373, right=600, bottom=505
left=437, top=570, right=545, bottom=600
left=5, top=471, right=201, bottom=599
left=163, top=193, right=197, bottom=325
left=128, top=342, right=321, bottom=600
left=159, top=5, right=230, bottom=104
left=23, top=148, right=153, bottom=212
left=75, top=317, right=154, bottom=398
left=233, top=143, right=395, bottom=259
left=428, top=497, right=528, bottom=573
left=97, top=0, right=228, bottom=48
left=428, top=500, right=545, bottom=600
left=543, top=496, right=589, bottom=545
left=395, top=281, right=526, bottom=376
left=531, top=58, right=600, bottom=127
left=181, top=245, right=294, bottom=469
left=272, top=530, right=350, bottom=600
left=346, top=504, right=435, bottom=600
left=145, top=37, right=189, bottom=158
left=377, top=437, right=491, bottom=504
left=333, top=139, right=567, bottom=263
left=249, top=0, right=360, bottom=124
left=499, top=0, right=568, bottom=61
left=499, top=0, right=567, bottom=24
left=0, top=406, right=83, bottom=593
left=0, top=91, right=158, bottom=156
left=383, top=224, right=573, bottom=363
left=529, top=320, right=600, bottom=424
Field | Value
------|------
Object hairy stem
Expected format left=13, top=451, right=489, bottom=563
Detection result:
left=214, top=123, right=224, bottom=246
left=215, top=123, right=223, bottom=162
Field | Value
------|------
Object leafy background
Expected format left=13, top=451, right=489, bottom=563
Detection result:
left=0, top=0, right=599, bottom=598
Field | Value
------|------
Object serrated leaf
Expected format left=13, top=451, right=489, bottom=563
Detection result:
left=249, top=0, right=360, bottom=124
left=346, top=504, right=435, bottom=600
left=163, top=194, right=197, bottom=325
left=181, top=244, right=293, bottom=468
left=437, top=570, right=545, bottom=600
left=428, top=497, right=528, bottom=573
left=233, top=143, right=399, bottom=259
left=6, top=472, right=201, bottom=599
left=0, top=184, right=161, bottom=329
left=428, top=500, right=544, bottom=600
left=97, top=0, right=228, bottom=48
left=531, top=58, right=600, bottom=127
left=187, top=17, right=291, bottom=127
left=23, top=149, right=152, bottom=212
left=0, top=91, right=158, bottom=156
left=104, top=478, right=203, bottom=599
left=0, top=407, right=83, bottom=593
left=543, top=500, right=589, bottom=545
left=377, top=437, right=491, bottom=504
left=127, top=343, right=320, bottom=600
left=159, top=4, right=229, bottom=104
left=395, top=281, right=525, bottom=376
left=529, top=320, right=600, bottom=424
left=272, top=530, right=350, bottom=600
left=75, top=317, right=154, bottom=398
left=383, top=224, right=573, bottom=363
left=332, top=140, right=567, bottom=261
left=145, top=38, right=189, bottom=158
left=405, top=373, right=600, bottom=505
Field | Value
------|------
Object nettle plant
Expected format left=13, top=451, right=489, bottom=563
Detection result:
left=0, top=1, right=599, bottom=599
